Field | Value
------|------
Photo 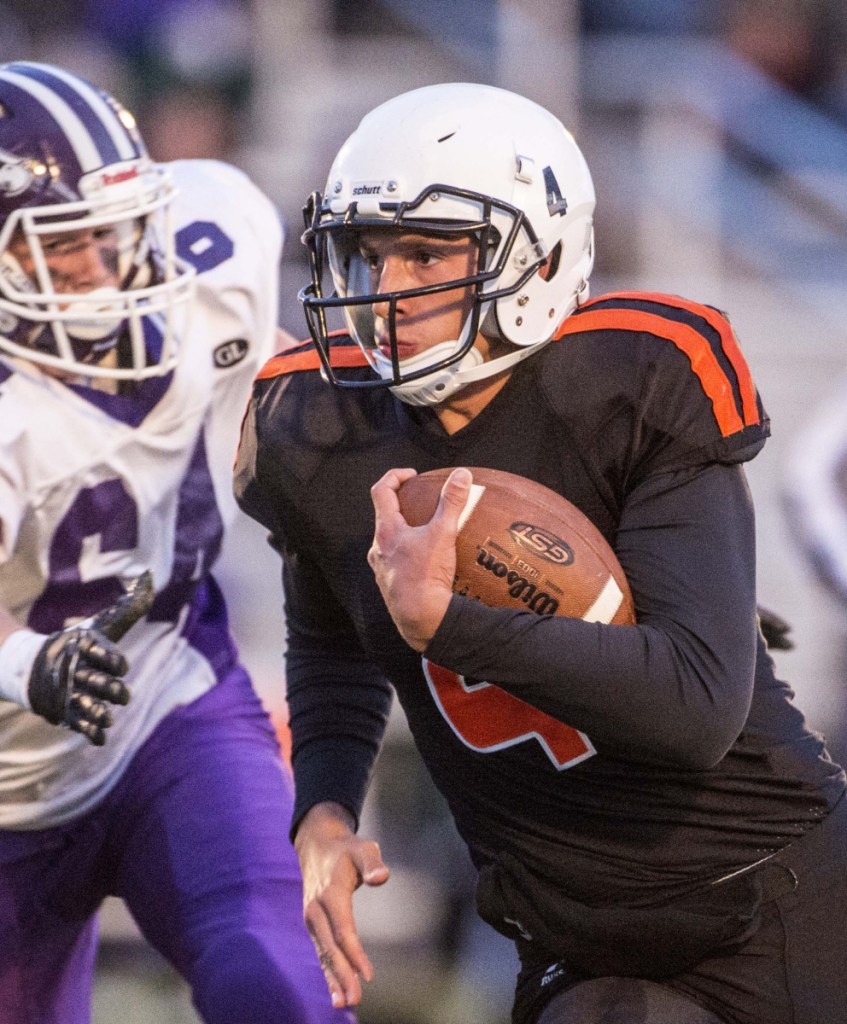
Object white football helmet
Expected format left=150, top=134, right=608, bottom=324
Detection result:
left=300, top=82, right=595, bottom=405
left=0, top=61, right=195, bottom=380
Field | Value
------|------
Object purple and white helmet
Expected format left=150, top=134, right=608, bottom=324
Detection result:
left=0, top=62, right=195, bottom=380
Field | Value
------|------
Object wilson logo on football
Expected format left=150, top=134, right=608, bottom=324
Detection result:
left=509, top=522, right=574, bottom=565
left=475, top=549, right=560, bottom=616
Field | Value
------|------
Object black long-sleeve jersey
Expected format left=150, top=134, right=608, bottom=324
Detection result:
left=234, top=292, right=846, bottom=908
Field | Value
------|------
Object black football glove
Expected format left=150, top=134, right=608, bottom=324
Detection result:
left=27, top=571, right=155, bottom=746
left=757, top=605, right=794, bottom=651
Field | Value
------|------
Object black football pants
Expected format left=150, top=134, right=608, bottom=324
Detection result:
left=537, top=978, right=724, bottom=1023
left=514, top=791, right=847, bottom=1024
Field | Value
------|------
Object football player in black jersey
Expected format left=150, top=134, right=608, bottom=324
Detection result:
left=234, top=83, right=847, bottom=1024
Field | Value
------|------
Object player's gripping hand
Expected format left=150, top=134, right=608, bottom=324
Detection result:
left=27, top=571, right=154, bottom=746
left=368, top=466, right=471, bottom=652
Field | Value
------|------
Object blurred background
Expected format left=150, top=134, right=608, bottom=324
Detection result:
left=3, top=0, right=847, bottom=1021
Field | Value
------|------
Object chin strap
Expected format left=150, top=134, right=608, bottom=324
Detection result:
left=387, top=337, right=553, bottom=407
left=375, top=287, right=586, bottom=407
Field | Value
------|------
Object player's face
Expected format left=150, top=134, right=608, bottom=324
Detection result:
left=9, top=225, right=121, bottom=298
left=357, top=230, right=479, bottom=359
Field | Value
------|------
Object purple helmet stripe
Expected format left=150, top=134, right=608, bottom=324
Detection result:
left=13, top=63, right=141, bottom=165
left=0, top=75, right=87, bottom=178
left=1, top=65, right=131, bottom=171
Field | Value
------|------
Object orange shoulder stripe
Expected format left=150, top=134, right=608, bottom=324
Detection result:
left=582, top=292, right=759, bottom=427
left=256, top=345, right=370, bottom=380
left=555, top=307, right=745, bottom=437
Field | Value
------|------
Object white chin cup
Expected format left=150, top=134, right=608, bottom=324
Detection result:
left=64, top=287, right=126, bottom=342
left=373, top=336, right=554, bottom=407
left=372, top=341, right=485, bottom=407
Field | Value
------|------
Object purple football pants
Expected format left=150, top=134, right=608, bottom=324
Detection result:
left=0, top=667, right=354, bottom=1024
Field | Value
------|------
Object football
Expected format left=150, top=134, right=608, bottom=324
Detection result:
left=397, top=467, right=635, bottom=625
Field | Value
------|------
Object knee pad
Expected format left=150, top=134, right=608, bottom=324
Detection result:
left=537, top=977, right=726, bottom=1024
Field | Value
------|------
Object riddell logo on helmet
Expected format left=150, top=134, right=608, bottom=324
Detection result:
left=351, top=183, right=382, bottom=196
left=102, top=167, right=140, bottom=186
left=80, top=161, right=143, bottom=197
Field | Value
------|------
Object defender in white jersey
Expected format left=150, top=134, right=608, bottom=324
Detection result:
left=0, top=61, right=352, bottom=1024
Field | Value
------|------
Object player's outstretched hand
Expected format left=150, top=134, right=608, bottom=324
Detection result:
left=295, top=802, right=390, bottom=1009
left=27, top=571, right=154, bottom=746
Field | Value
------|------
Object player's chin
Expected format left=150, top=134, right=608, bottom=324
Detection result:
left=378, top=342, right=418, bottom=361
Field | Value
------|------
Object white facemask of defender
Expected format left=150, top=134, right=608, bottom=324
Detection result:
left=0, top=62, right=195, bottom=380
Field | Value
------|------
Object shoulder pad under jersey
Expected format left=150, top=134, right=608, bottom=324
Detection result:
left=256, top=334, right=369, bottom=381
left=548, top=290, right=768, bottom=469
left=243, top=334, right=382, bottom=488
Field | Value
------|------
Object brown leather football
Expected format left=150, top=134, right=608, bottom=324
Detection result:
left=397, top=467, right=635, bottom=624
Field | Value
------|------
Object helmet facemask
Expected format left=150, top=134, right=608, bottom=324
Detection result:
left=0, top=162, right=196, bottom=381
left=298, top=83, right=596, bottom=407
left=300, top=183, right=549, bottom=405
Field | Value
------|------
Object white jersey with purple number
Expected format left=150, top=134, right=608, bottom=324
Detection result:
left=0, top=159, right=282, bottom=829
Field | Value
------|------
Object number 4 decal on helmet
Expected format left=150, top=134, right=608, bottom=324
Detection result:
left=543, top=166, right=568, bottom=217
left=422, top=659, right=595, bottom=769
